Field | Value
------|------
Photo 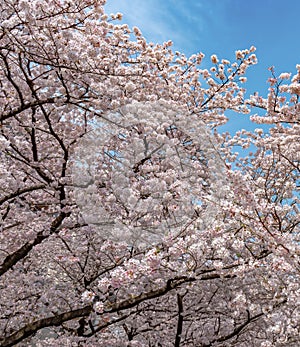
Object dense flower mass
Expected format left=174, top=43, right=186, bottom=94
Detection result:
left=0, top=1, right=299, bottom=346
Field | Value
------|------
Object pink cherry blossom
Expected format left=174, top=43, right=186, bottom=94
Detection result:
left=0, top=1, right=298, bottom=346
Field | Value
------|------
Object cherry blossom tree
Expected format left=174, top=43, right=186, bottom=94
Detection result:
left=0, top=1, right=299, bottom=346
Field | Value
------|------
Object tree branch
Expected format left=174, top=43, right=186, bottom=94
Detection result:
left=0, top=306, right=92, bottom=347
left=175, top=293, right=184, bottom=347
left=0, top=211, right=69, bottom=276
left=1, top=276, right=196, bottom=346
left=0, top=184, right=46, bottom=206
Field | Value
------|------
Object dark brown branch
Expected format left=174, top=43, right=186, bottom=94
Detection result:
left=1, top=276, right=196, bottom=346
left=201, top=299, right=287, bottom=347
left=0, top=98, right=57, bottom=122
left=108, top=276, right=196, bottom=314
left=1, top=270, right=254, bottom=346
left=0, top=52, right=25, bottom=107
left=0, top=306, right=92, bottom=347
left=0, top=184, right=46, bottom=206
left=0, top=211, right=69, bottom=276
left=175, top=293, right=184, bottom=347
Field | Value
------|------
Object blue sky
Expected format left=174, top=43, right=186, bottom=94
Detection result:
left=105, top=0, right=300, bottom=133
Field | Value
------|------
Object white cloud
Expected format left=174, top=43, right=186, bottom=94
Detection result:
left=105, top=0, right=179, bottom=43
left=104, top=0, right=232, bottom=66
left=104, top=0, right=226, bottom=53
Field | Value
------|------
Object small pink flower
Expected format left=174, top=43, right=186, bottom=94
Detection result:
left=289, top=83, right=300, bottom=95
left=210, top=54, right=218, bottom=64
left=81, top=291, right=95, bottom=303
left=94, top=301, right=104, bottom=313
left=278, top=72, right=291, bottom=80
